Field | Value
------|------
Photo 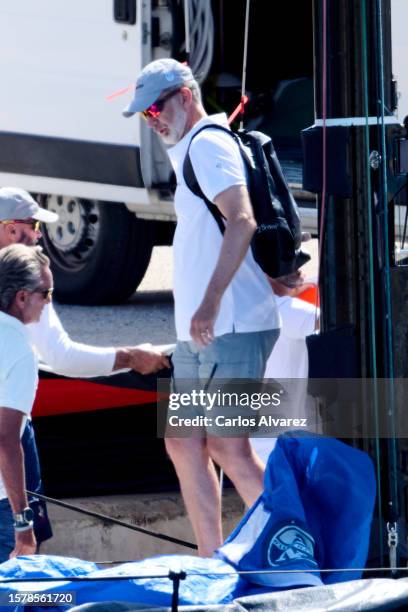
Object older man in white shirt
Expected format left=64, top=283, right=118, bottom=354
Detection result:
left=0, top=244, right=54, bottom=560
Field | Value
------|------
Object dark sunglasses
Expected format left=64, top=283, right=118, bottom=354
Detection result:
left=141, top=89, right=181, bottom=119
left=34, top=287, right=54, bottom=300
left=1, top=218, right=41, bottom=231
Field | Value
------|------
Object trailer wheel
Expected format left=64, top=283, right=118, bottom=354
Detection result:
left=41, top=196, right=154, bottom=305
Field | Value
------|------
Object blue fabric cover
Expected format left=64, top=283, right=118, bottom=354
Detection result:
left=0, top=435, right=376, bottom=608
left=0, top=554, right=266, bottom=611
left=218, top=434, right=376, bottom=588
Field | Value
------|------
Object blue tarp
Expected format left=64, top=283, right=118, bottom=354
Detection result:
left=0, top=554, right=267, bottom=611
left=0, top=435, right=376, bottom=609
left=218, top=434, right=376, bottom=588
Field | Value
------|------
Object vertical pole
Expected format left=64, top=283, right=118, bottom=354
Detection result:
left=312, top=0, right=395, bottom=374
left=169, top=570, right=186, bottom=612
left=311, top=0, right=401, bottom=568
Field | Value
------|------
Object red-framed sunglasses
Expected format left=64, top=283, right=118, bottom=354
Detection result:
left=0, top=218, right=41, bottom=231
left=141, top=89, right=181, bottom=119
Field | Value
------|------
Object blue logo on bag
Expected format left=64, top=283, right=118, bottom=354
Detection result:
left=267, top=524, right=318, bottom=567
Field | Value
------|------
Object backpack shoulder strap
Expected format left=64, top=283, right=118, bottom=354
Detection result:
left=182, top=124, right=243, bottom=235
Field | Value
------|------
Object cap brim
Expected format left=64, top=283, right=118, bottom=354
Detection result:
left=122, top=88, right=168, bottom=117
left=32, top=208, right=59, bottom=223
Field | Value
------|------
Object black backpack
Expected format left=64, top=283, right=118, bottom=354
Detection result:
left=183, top=125, right=310, bottom=278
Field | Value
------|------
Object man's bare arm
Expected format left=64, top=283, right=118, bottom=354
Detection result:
left=190, top=184, right=256, bottom=346
left=0, top=407, right=36, bottom=557
left=0, top=408, right=28, bottom=512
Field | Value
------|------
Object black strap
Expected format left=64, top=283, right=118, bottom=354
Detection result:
left=26, top=489, right=197, bottom=550
left=183, top=124, right=247, bottom=235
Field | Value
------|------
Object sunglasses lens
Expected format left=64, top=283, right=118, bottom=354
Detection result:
left=42, top=288, right=53, bottom=299
left=141, top=96, right=170, bottom=120
left=143, top=105, right=160, bottom=119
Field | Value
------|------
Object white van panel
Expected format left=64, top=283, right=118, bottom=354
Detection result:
left=0, top=0, right=141, bottom=145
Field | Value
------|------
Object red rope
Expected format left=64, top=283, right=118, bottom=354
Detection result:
left=228, top=95, right=249, bottom=125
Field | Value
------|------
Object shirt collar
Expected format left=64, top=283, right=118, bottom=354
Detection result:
left=0, top=310, right=30, bottom=340
left=168, top=113, right=230, bottom=170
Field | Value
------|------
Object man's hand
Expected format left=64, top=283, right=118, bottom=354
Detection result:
left=114, top=347, right=170, bottom=374
left=10, top=529, right=37, bottom=558
left=190, top=299, right=219, bottom=347
left=268, top=272, right=316, bottom=298
left=127, top=347, right=170, bottom=374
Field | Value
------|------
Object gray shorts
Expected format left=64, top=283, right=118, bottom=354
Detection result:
left=169, top=329, right=279, bottom=436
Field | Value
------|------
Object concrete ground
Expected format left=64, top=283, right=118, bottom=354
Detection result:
left=42, top=490, right=245, bottom=562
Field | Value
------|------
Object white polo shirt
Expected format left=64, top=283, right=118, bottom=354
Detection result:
left=0, top=311, right=38, bottom=500
left=168, top=113, right=279, bottom=341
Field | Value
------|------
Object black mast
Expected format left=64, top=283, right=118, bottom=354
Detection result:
left=304, top=0, right=408, bottom=569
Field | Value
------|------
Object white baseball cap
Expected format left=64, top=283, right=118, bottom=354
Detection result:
left=0, top=188, right=58, bottom=223
left=123, top=58, right=195, bottom=117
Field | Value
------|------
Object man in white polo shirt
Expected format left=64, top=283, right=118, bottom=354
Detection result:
left=123, top=59, right=280, bottom=555
left=0, top=244, right=53, bottom=561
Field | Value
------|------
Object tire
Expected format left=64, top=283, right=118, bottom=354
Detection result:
left=40, top=196, right=154, bottom=305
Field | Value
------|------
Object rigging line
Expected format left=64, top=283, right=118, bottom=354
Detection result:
left=239, top=0, right=251, bottom=130
left=183, top=0, right=190, bottom=63
left=26, top=490, right=197, bottom=551
left=361, top=0, right=383, bottom=563
left=376, top=0, right=399, bottom=530
left=1, top=566, right=407, bottom=584
left=361, top=0, right=378, bottom=378
left=316, top=0, right=328, bottom=328
left=376, top=0, right=394, bottom=379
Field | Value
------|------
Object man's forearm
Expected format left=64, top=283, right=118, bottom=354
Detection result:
left=190, top=184, right=257, bottom=345
left=202, top=215, right=256, bottom=304
left=0, top=439, right=28, bottom=513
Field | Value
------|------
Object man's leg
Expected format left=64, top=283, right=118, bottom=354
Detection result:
left=165, top=437, right=223, bottom=556
left=207, top=437, right=265, bottom=507
left=167, top=341, right=223, bottom=556
left=0, top=498, right=14, bottom=563
left=167, top=331, right=278, bottom=556
left=199, top=329, right=279, bottom=515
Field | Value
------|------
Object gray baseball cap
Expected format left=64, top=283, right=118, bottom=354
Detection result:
left=123, top=58, right=195, bottom=117
left=0, top=188, right=58, bottom=223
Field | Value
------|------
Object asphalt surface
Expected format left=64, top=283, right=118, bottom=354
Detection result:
left=55, top=240, right=318, bottom=348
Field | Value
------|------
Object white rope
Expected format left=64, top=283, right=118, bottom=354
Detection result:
left=183, top=0, right=191, bottom=58
left=240, top=0, right=251, bottom=129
